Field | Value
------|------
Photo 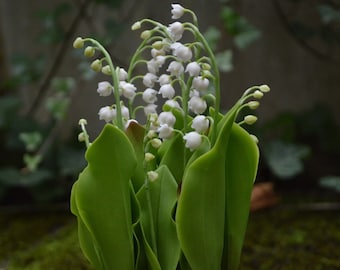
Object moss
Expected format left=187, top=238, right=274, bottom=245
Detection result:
left=1, top=191, right=340, bottom=269
left=240, top=199, right=340, bottom=269
left=0, top=211, right=92, bottom=270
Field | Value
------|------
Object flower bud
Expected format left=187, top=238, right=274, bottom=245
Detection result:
left=141, top=30, right=151, bottom=39
left=152, top=41, right=163, bottom=50
left=73, top=37, right=84, bottom=49
left=201, top=63, right=211, bottom=70
left=250, top=134, right=259, bottom=144
left=84, top=46, right=95, bottom=57
left=259, top=84, right=270, bottom=93
left=150, top=138, right=162, bottom=148
left=78, top=132, right=86, bottom=142
left=101, top=65, right=112, bottom=75
left=253, top=90, right=264, bottom=99
left=131, top=21, right=141, bottom=30
left=118, top=68, right=128, bottom=81
left=147, top=171, right=159, bottom=182
left=91, top=59, right=102, bottom=72
left=248, top=101, right=260, bottom=110
left=244, top=115, right=258, bottom=125
left=145, top=152, right=155, bottom=162
left=78, top=118, right=88, bottom=125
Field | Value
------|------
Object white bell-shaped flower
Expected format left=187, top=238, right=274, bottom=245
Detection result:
left=168, top=22, right=184, bottom=41
left=98, top=106, right=116, bottom=122
left=159, top=84, right=175, bottom=99
left=158, top=74, right=171, bottom=86
left=119, top=81, right=136, bottom=100
left=158, top=111, right=176, bottom=127
left=185, top=62, right=201, bottom=77
left=144, top=104, right=158, bottom=116
left=167, top=61, right=184, bottom=77
left=164, top=99, right=181, bottom=109
left=118, top=68, right=128, bottom=81
left=97, top=81, right=113, bottom=96
left=183, top=131, right=202, bottom=151
left=191, top=115, right=209, bottom=133
left=158, top=124, right=174, bottom=139
left=143, top=88, right=158, bottom=104
left=192, top=76, right=209, bottom=91
left=143, top=73, right=158, bottom=87
left=172, top=43, right=192, bottom=62
left=188, top=96, right=207, bottom=114
left=171, top=4, right=185, bottom=19
left=121, top=104, right=130, bottom=120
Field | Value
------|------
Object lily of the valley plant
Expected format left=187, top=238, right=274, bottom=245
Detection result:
left=71, top=4, right=269, bottom=270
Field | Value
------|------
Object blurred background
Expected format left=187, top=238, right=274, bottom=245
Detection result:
left=1, top=0, right=340, bottom=268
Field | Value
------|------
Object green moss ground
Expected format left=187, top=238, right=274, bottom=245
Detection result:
left=1, top=191, right=340, bottom=269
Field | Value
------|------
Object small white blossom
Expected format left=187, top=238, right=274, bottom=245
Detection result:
left=190, top=89, right=200, bottom=98
left=159, top=84, right=175, bottom=99
left=183, top=131, right=202, bottom=151
left=188, top=96, right=207, bottom=114
left=131, top=21, right=141, bottom=30
left=158, top=111, right=176, bottom=127
left=98, top=106, right=116, bottom=122
left=144, top=104, right=158, bottom=115
left=185, top=62, right=201, bottom=77
left=118, top=68, right=128, bottom=81
left=191, top=115, right=209, bottom=133
left=168, top=22, right=184, bottom=41
left=120, top=81, right=136, bottom=100
left=167, top=61, right=184, bottom=77
left=143, top=88, right=158, bottom=104
left=171, top=43, right=192, bottom=62
left=164, top=99, right=181, bottom=109
left=97, top=81, right=113, bottom=96
left=147, top=59, right=160, bottom=74
left=143, top=73, right=158, bottom=87
left=192, top=76, right=209, bottom=91
left=158, top=74, right=171, bottom=86
left=158, top=124, right=173, bottom=139
left=171, top=4, right=185, bottom=19
left=121, top=104, right=130, bottom=120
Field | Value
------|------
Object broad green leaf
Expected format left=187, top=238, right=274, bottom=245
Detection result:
left=159, top=134, right=185, bottom=184
left=176, top=107, right=238, bottom=270
left=70, top=124, right=136, bottom=270
left=222, top=124, right=259, bottom=270
left=137, top=165, right=180, bottom=270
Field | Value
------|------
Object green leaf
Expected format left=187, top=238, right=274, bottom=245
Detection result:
left=176, top=106, right=238, bottom=270
left=222, top=124, right=259, bottom=270
left=159, top=134, right=185, bottom=184
left=70, top=124, right=137, bottom=270
left=137, top=165, right=180, bottom=270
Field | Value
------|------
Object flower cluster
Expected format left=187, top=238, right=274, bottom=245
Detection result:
left=74, top=4, right=268, bottom=155
left=71, top=4, right=270, bottom=270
